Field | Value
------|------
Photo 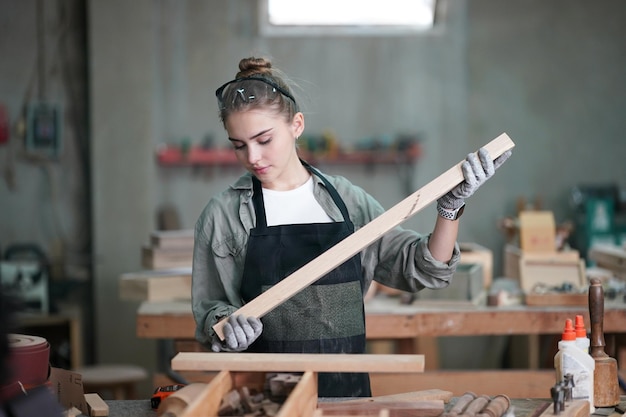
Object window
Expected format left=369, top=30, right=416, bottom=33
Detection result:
left=260, top=0, right=439, bottom=36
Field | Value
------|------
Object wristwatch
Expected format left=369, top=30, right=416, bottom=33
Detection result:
left=437, top=203, right=465, bottom=221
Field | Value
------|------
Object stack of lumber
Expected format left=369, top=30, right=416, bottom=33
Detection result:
left=119, top=229, right=194, bottom=302
left=141, top=229, right=194, bottom=269
left=119, top=267, right=192, bottom=302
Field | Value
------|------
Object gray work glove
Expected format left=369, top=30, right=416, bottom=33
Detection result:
left=437, top=147, right=512, bottom=211
left=211, top=314, right=263, bottom=352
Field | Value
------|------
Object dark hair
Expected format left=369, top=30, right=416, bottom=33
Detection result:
left=216, top=57, right=299, bottom=125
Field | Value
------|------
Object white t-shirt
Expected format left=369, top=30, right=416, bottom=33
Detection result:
left=262, top=176, right=333, bottom=226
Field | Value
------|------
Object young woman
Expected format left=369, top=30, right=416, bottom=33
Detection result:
left=192, top=57, right=511, bottom=397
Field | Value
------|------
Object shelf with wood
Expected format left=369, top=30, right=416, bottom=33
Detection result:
left=155, top=143, right=422, bottom=167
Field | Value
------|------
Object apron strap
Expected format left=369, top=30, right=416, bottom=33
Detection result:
left=251, top=161, right=354, bottom=231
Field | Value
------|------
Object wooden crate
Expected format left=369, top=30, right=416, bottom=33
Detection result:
left=178, top=369, right=317, bottom=417
left=503, top=245, right=585, bottom=292
left=171, top=353, right=424, bottom=416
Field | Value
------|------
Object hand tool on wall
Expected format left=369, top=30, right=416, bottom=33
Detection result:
left=213, top=133, right=515, bottom=340
left=588, top=278, right=620, bottom=407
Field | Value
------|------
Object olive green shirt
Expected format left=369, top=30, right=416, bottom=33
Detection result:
left=192, top=170, right=460, bottom=347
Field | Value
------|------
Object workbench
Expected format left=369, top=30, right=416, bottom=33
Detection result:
left=99, top=396, right=626, bottom=417
left=135, top=295, right=626, bottom=398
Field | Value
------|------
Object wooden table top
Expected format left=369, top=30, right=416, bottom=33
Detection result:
left=135, top=294, right=626, bottom=340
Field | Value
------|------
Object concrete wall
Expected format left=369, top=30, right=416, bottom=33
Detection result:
left=2, top=0, right=625, bottom=396
left=87, top=0, right=470, bottom=391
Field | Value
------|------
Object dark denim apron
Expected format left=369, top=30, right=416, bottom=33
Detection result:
left=240, top=165, right=371, bottom=397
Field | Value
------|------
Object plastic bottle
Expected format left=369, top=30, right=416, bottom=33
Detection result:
left=554, top=318, right=595, bottom=413
left=574, top=315, right=590, bottom=353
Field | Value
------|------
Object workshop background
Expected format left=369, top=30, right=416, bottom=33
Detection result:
left=1, top=0, right=625, bottom=398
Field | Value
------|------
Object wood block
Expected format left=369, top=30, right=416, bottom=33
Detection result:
left=459, top=242, right=493, bottom=288
left=119, top=268, right=191, bottom=302
left=141, top=246, right=192, bottom=269
left=519, top=211, right=556, bottom=253
left=171, top=353, right=424, bottom=374
left=213, top=133, right=515, bottom=340
left=84, top=393, right=108, bottom=417
left=150, top=229, right=194, bottom=249
left=537, top=400, right=590, bottom=417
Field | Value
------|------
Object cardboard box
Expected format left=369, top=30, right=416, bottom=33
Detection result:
left=504, top=244, right=585, bottom=292
left=518, top=211, right=556, bottom=253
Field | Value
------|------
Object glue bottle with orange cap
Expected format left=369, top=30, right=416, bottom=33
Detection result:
left=554, top=318, right=595, bottom=413
left=574, top=314, right=590, bottom=353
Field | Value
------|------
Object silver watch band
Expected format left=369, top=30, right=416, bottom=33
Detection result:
left=437, top=203, right=465, bottom=220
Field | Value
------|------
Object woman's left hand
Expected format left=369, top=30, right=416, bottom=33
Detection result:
left=211, top=314, right=263, bottom=352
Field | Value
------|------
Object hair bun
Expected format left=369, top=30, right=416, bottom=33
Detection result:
left=237, top=57, right=273, bottom=78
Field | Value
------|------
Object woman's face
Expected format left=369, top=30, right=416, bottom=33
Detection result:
left=225, top=108, right=304, bottom=190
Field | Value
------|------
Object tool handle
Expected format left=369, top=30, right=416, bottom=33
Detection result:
left=481, top=395, right=511, bottom=417
left=588, top=278, right=608, bottom=358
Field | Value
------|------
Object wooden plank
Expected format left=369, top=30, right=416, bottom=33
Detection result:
left=332, top=389, right=453, bottom=404
left=141, top=246, right=192, bottom=269
left=524, top=292, right=587, bottom=306
left=279, top=371, right=318, bottom=417
left=370, top=370, right=556, bottom=398
left=213, top=133, right=515, bottom=339
left=150, top=229, right=194, bottom=249
left=178, top=370, right=231, bottom=417
left=171, top=353, right=424, bottom=373
left=537, top=400, right=590, bottom=417
left=317, top=400, right=444, bottom=417
left=84, top=393, right=108, bottom=417
left=119, top=268, right=192, bottom=302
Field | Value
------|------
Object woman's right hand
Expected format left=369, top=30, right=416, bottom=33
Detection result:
left=211, top=314, right=263, bottom=352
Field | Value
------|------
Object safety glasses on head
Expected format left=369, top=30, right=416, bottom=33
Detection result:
left=215, top=76, right=297, bottom=111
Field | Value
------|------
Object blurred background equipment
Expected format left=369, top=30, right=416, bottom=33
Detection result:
left=0, top=244, right=50, bottom=314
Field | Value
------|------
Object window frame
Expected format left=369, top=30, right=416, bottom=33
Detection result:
left=259, top=0, right=443, bottom=37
